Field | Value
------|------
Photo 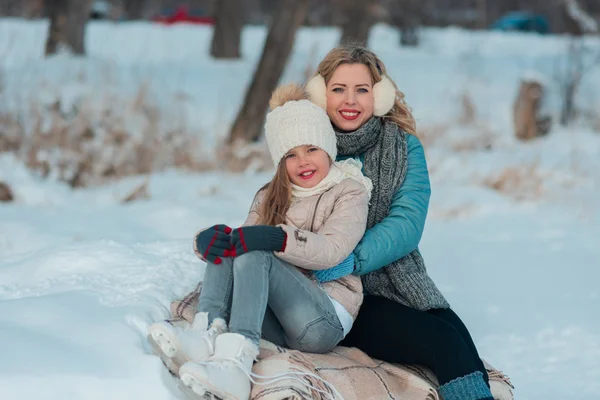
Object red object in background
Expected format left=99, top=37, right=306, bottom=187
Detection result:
left=153, top=5, right=215, bottom=25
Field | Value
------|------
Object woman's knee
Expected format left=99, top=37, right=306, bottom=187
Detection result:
left=424, top=316, right=469, bottom=350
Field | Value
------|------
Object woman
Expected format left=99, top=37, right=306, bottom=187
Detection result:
left=304, top=44, right=494, bottom=400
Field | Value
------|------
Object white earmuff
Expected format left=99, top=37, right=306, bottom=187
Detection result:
left=305, top=74, right=327, bottom=111
left=372, top=75, right=396, bottom=116
left=306, top=73, right=396, bottom=117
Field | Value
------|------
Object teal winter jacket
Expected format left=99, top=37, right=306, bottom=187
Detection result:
left=337, top=134, right=431, bottom=276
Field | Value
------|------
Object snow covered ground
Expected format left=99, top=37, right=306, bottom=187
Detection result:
left=1, top=19, right=599, bottom=400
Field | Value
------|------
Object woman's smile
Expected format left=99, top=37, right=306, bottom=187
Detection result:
left=340, top=109, right=360, bottom=120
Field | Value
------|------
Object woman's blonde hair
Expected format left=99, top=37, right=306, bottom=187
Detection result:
left=315, top=44, right=416, bottom=135
left=258, top=160, right=291, bottom=226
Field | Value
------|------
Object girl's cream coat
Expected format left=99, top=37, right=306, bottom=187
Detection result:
left=243, top=178, right=369, bottom=319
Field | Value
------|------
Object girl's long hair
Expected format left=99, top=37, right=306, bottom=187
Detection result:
left=257, top=83, right=306, bottom=226
left=314, top=44, right=417, bottom=135
left=258, top=160, right=292, bottom=226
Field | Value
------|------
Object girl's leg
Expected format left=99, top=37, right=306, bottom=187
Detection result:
left=261, top=306, right=287, bottom=347
left=148, top=259, right=232, bottom=374
left=340, top=295, right=492, bottom=400
left=197, top=257, right=234, bottom=323
left=228, top=251, right=343, bottom=353
left=428, top=308, right=489, bottom=384
left=179, top=252, right=341, bottom=400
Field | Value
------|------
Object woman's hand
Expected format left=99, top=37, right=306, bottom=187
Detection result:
left=229, top=225, right=287, bottom=256
left=194, top=224, right=232, bottom=264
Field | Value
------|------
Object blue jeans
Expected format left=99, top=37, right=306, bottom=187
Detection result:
left=197, top=251, right=344, bottom=353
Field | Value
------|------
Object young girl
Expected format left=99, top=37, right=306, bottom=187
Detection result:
left=148, top=84, right=371, bottom=400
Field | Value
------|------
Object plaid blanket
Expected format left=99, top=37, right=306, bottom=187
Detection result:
left=169, top=283, right=514, bottom=400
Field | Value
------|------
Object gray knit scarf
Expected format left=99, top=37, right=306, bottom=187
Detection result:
left=335, top=117, right=449, bottom=311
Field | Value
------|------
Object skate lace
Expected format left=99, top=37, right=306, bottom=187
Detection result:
left=197, top=351, right=345, bottom=400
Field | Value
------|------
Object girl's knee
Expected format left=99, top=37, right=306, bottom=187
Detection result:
left=233, top=250, right=271, bottom=269
left=287, top=317, right=343, bottom=354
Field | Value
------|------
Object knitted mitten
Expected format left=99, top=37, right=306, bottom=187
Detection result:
left=314, top=253, right=355, bottom=282
left=229, top=225, right=287, bottom=256
left=194, top=224, right=232, bottom=264
left=438, top=371, right=494, bottom=400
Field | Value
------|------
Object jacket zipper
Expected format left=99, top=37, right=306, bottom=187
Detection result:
left=309, top=192, right=325, bottom=232
left=310, top=192, right=326, bottom=285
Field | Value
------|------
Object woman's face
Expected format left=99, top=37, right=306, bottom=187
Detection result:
left=326, top=63, right=375, bottom=131
left=284, top=145, right=331, bottom=188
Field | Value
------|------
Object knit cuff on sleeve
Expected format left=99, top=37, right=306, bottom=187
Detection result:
left=314, top=253, right=355, bottom=282
left=439, top=371, right=493, bottom=400
left=265, top=226, right=287, bottom=252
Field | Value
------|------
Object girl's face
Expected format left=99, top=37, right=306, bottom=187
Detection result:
left=326, top=63, right=375, bottom=131
left=284, top=145, right=331, bottom=188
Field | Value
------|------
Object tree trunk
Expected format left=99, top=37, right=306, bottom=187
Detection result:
left=210, top=0, right=245, bottom=59
left=560, top=39, right=586, bottom=125
left=228, top=0, right=309, bottom=143
left=0, top=0, right=20, bottom=17
left=389, top=0, right=425, bottom=46
left=122, top=0, right=144, bottom=20
left=340, top=0, right=375, bottom=45
left=0, top=182, right=14, bottom=203
left=476, top=0, right=488, bottom=29
left=24, top=0, right=45, bottom=18
left=513, top=79, right=551, bottom=140
left=45, top=0, right=92, bottom=56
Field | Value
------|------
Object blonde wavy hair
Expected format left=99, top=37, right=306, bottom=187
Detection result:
left=314, top=44, right=416, bottom=135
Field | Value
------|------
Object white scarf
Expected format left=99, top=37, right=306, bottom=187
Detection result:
left=291, top=158, right=373, bottom=199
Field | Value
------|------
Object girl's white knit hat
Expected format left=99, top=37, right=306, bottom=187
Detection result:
left=265, top=92, right=337, bottom=166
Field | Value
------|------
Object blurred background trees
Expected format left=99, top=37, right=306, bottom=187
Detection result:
left=2, top=0, right=599, bottom=33
left=44, top=0, right=93, bottom=55
left=339, top=0, right=377, bottom=45
left=228, top=0, right=309, bottom=143
left=210, top=0, right=244, bottom=58
left=1, top=0, right=597, bottom=141
left=4, top=0, right=598, bottom=56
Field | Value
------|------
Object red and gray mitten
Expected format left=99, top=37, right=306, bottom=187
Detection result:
left=228, top=225, right=287, bottom=256
left=194, top=224, right=233, bottom=264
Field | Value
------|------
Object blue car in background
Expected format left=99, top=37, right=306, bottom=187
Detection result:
left=491, top=12, right=550, bottom=34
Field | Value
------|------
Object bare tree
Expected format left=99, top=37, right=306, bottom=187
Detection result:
left=557, top=40, right=600, bottom=125
left=339, top=0, right=376, bottom=45
left=141, top=0, right=164, bottom=20
left=0, top=0, right=21, bottom=17
left=121, top=0, right=144, bottom=20
left=513, top=79, right=551, bottom=141
left=228, top=0, right=310, bottom=143
left=24, top=0, right=45, bottom=18
left=557, top=0, right=600, bottom=125
left=45, top=0, right=93, bottom=56
left=0, top=182, right=14, bottom=203
left=210, top=0, right=245, bottom=59
left=387, top=0, right=431, bottom=46
left=120, top=0, right=164, bottom=20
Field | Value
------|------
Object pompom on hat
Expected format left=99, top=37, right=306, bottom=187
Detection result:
left=264, top=84, right=337, bottom=166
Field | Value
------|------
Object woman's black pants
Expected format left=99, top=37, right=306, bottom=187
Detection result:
left=340, top=295, right=489, bottom=386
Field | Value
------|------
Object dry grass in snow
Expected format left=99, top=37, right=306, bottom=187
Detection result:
left=0, top=82, right=213, bottom=188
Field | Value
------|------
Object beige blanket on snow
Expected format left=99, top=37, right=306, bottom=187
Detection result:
left=170, top=283, right=514, bottom=400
